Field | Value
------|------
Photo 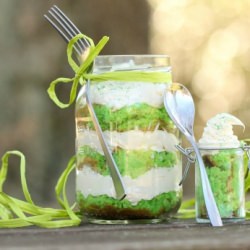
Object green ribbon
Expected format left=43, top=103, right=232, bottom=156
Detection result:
left=0, top=151, right=81, bottom=228
left=47, top=34, right=172, bottom=109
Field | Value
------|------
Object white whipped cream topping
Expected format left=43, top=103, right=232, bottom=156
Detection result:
left=76, top=130, right=179, bottom=154
left=76, top=166, right=181, bottom=205
left=90, top=81, right=166, bottom=110
left=198, top=113, right=244, bottom=148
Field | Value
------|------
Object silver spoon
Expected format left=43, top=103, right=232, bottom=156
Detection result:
left=164, top=83, right=222, bottom=227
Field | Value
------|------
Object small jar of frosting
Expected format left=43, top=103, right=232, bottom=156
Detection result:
left=196, top=113, right=246, bottom=223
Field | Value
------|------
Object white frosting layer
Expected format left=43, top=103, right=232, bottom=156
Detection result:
left=76, top=130, right=179, bottom=154
left=90, top=81, right=166, bottom=110
left=199, top=113, right=244, bottom=148
left=76, top=166, right=182, bottom=205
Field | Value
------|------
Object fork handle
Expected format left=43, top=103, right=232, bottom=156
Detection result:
left=85, top=80, right=126, bottom=200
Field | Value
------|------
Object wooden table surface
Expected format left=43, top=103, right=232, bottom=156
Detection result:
left=1, top=219, right=250, bottom=250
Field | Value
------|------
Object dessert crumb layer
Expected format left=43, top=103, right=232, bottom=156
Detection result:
left=77, top=191, right=182, bottom=220
left=77, top=145, right=178, bottom=178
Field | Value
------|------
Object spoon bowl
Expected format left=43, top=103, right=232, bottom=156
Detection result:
left=164, top=83, right=222, bottom=227
left=164, top=83, right=195, bottom=136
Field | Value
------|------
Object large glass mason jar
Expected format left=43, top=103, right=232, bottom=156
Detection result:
left=75, top=55, right=182, bottom=224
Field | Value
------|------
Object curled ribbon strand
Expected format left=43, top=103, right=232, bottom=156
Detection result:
left=0, top=151, right=81, bottom=228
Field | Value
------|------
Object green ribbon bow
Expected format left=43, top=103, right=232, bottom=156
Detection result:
left=47, top=34, right=172, bottom=108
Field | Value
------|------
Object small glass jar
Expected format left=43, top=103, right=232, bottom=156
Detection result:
left=75, top=55, right=182, bottom=224
left=195, top=147, right=245, bottom=223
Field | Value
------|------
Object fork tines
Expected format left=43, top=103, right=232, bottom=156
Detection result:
left=44, top=5, right=90, bottom=56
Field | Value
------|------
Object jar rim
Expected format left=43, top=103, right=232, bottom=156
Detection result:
left=94, top=55, right=171, bottom=71
left=198, top=147, right=244, bottom=150
left=96, top=54, right=170, bottom=59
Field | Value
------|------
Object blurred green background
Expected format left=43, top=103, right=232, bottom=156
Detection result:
left=0, top=0, right=249, bottom=205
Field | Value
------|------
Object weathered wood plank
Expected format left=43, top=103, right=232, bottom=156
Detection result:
left=0, top=220, right=250, bottom=250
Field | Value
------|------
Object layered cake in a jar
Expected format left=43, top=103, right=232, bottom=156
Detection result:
left=75, top=55, right=182, bottom=223
left=196, top=113, right=246, bottom=222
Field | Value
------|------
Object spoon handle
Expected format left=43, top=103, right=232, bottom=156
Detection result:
left=189, top=137, right=223, bottom=227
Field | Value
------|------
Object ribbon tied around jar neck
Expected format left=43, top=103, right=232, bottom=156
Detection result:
left=47, top=34, right=172, bottom=109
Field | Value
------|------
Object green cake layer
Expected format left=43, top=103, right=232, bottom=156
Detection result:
left=76, top=103, right=176, bottom=132
left=77, top=145, right=178, bottom=178
left=196, top=149, right=244, bottom=219
left=77, top=191, right=182, bottom=220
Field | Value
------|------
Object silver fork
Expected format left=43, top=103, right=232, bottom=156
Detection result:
left=44, top=5, right=126, bottom=200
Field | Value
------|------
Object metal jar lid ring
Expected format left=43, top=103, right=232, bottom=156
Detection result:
left=176, top=144, right=250, bottom=185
